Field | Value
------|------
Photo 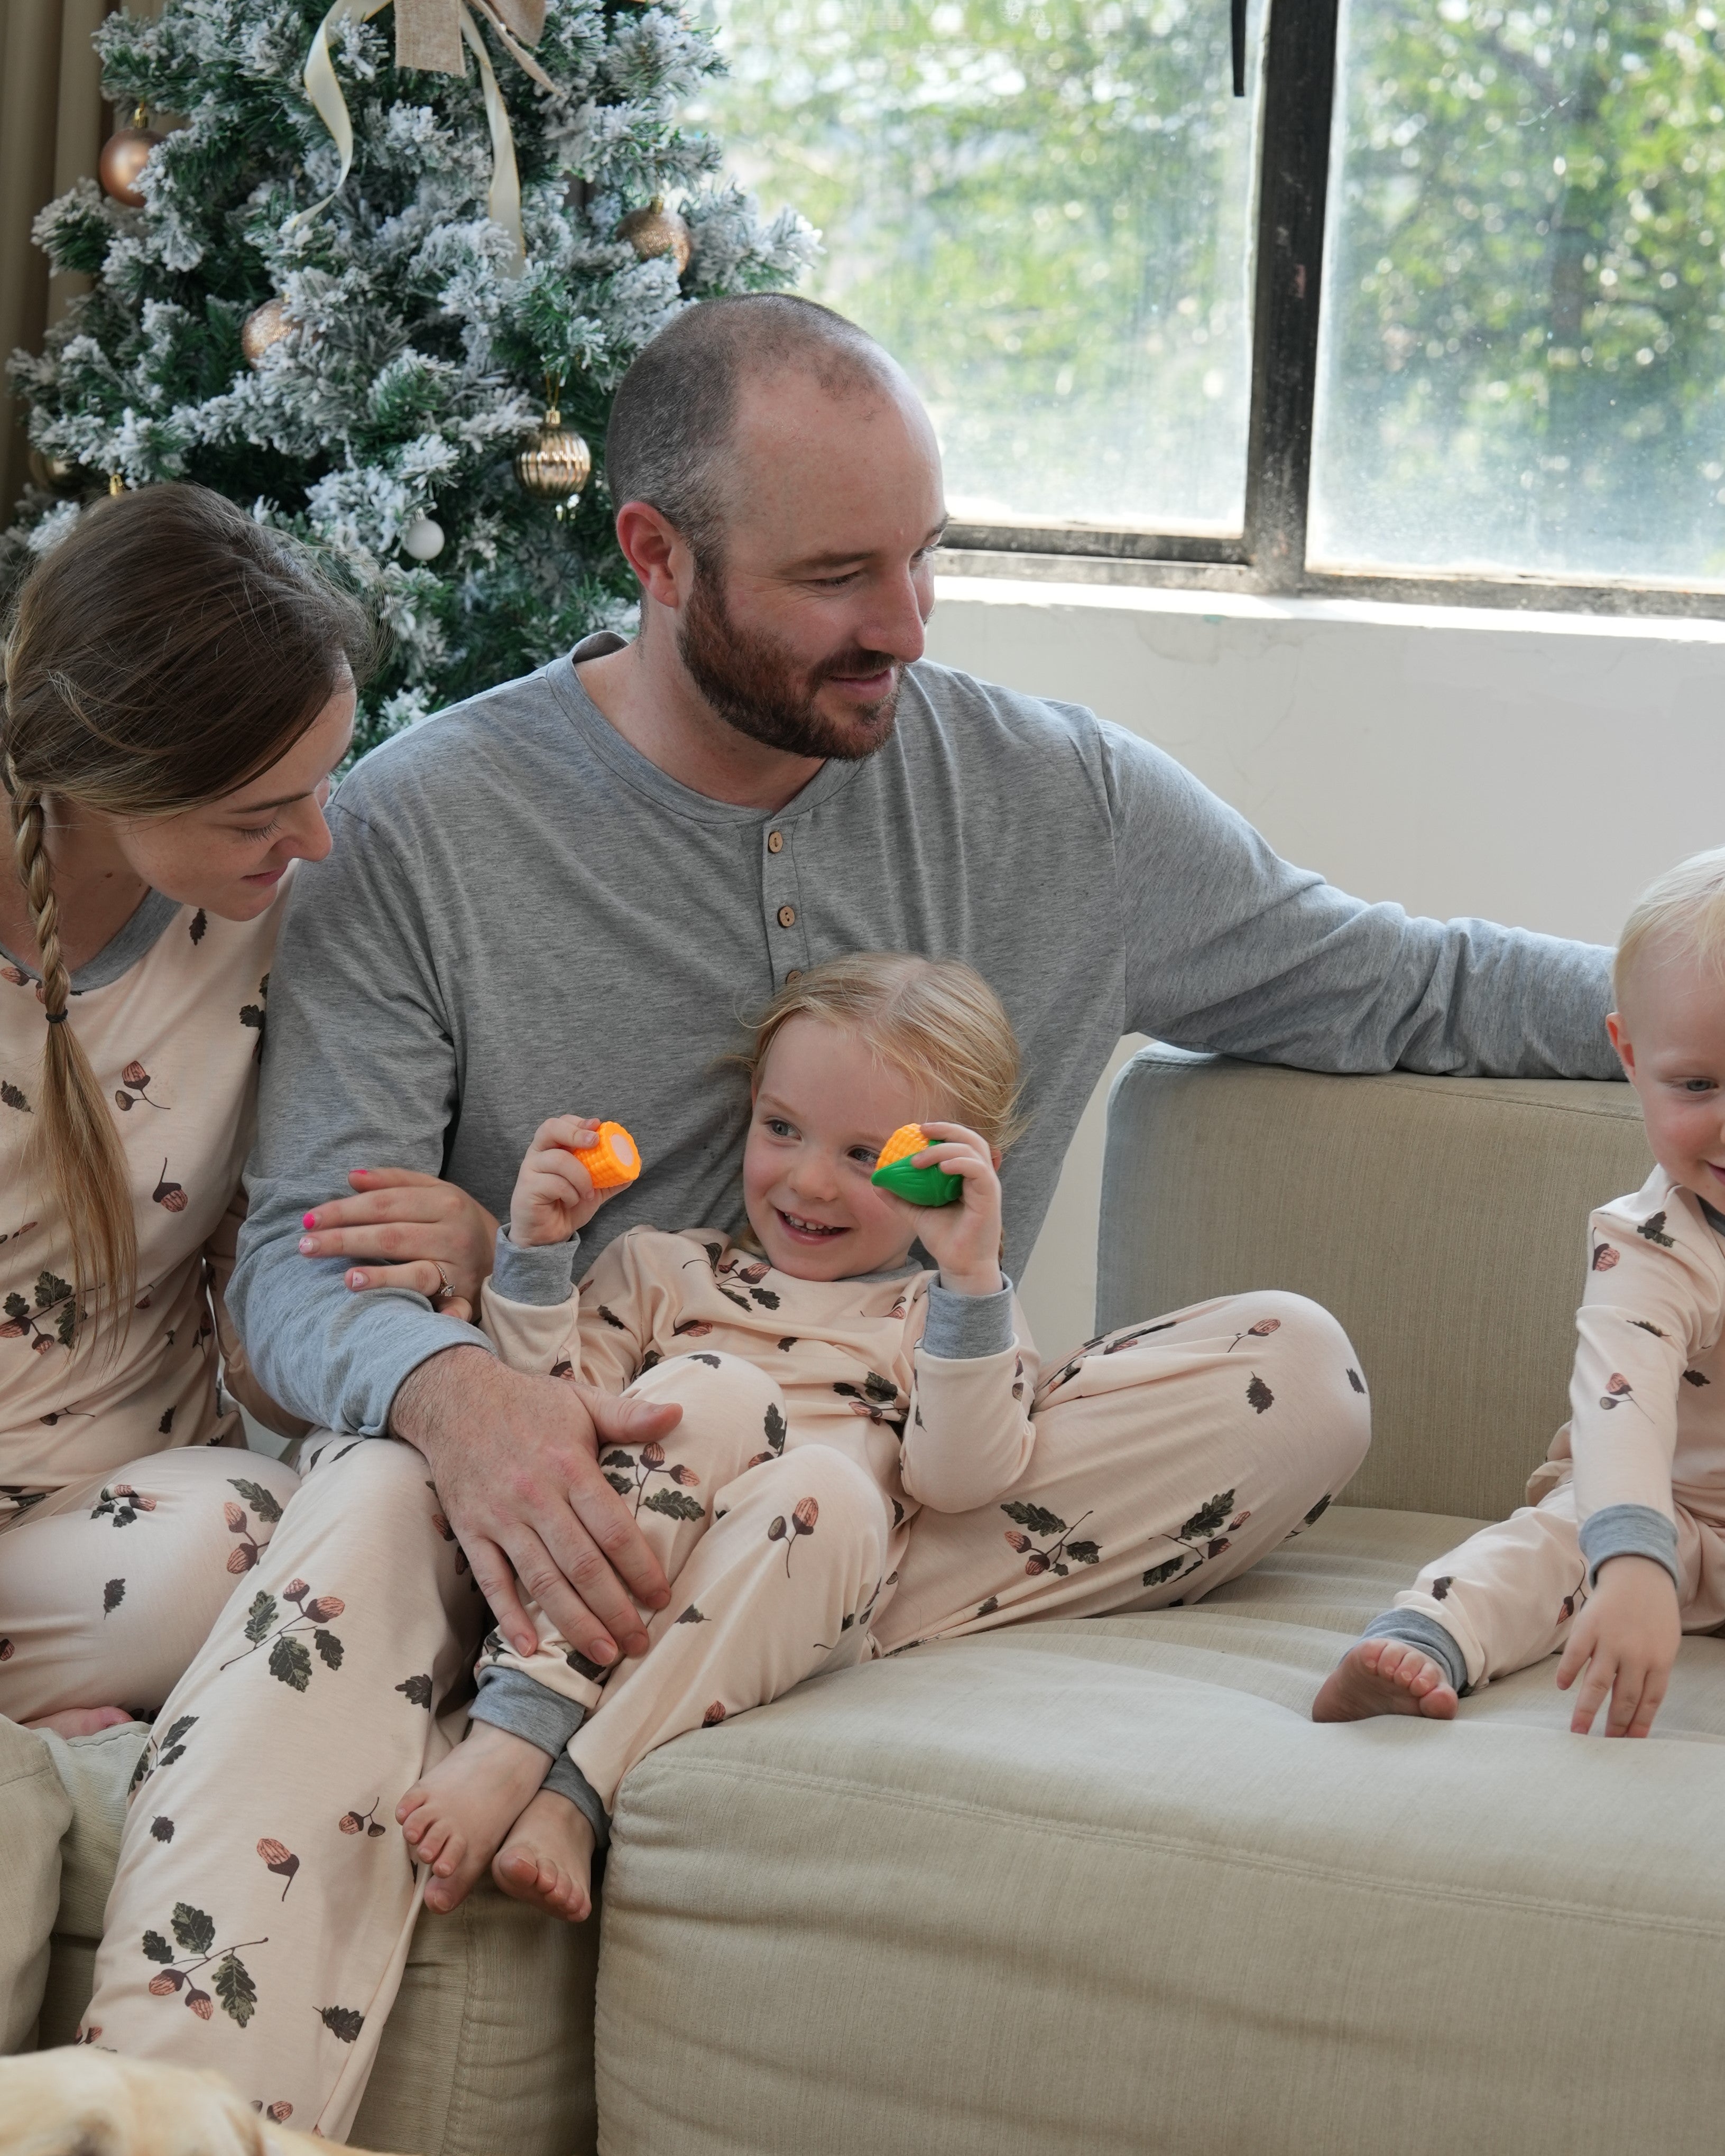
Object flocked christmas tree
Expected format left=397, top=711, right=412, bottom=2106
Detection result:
left=2, top=0, right=814, bottom=755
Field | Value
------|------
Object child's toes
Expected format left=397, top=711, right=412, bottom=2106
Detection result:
left=431, top=1829, right=467, bottom=1879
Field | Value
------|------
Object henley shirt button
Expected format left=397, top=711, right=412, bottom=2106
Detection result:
left=767, top=830, right=785, bottom=854
left=777, top=904, right=796, bottom=928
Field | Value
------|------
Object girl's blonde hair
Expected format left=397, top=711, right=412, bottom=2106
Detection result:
left=745, top=951, right=1028, bottom=1152
left=1616, top=847, right=1725, bottom=1003
left=2, top=484, right=378, bottom=1349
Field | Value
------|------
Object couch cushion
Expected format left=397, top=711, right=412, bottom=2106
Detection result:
left=23, top=1720, right=599, bottom=2156
left=597, top=1505, right=1725, bottom=2156
left=0, top=1718, right=72, bottom=2054
left=1099, top=1052, right=1650, bottom=1520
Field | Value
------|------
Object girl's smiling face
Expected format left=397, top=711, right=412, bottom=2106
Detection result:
left=742, top=1014, right=936, bottom=1280
left=1610, top=948, right=1725, bottom=1200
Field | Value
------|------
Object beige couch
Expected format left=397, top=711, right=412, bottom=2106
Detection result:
left=17, top=1049, right=1725, bottom=2155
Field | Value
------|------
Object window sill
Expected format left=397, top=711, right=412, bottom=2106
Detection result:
left=933, top=552, right=1725, bottom=644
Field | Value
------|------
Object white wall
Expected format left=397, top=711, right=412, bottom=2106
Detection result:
left=923, top=576, right=1725, bottom=1352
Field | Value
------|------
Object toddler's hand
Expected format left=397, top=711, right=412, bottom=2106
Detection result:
left=896, top=1121, right=1004, bottom=1298
left=509, top=1117, right=619, bottom=1248
left=1555, top=1552, right=1681, bottom=1737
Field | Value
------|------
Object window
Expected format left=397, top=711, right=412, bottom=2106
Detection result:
left=698, top=0, right=1725, bottom=608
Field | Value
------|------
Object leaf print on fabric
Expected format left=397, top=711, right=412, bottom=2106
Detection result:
left=131, top=1713, right=197, bottom=1794
left=1141, top=1554, right=1192, bottom=1590
left=2, top=1269, right=81, bottom=1354
left=228, top=1477, right=284, bottom=1526
left=644, top=1487, right=704, bottom=1523
left=675, top=1605, right=708, bottom=1625
left=604, top=1438, right=706, bottom=1519
left=1684, top=1368, right=1712, bottom=1386
left=1591, top=1241, right=1620, bottom=1271
left=1002, top=1500, right=1099, bottom=1578
left=141, top=1904, right=266, bottom=2029
left=256, top=1839, right=300, bottom=1900
left=150, top=1816, right=174, bottom=1842
left=1638, top=1212, right=1676, bottom=1249
left=1304, top=1493, right=1333, bottom=1526
left=103, top=1578, right=125, bottom=1615
left=1431, top=1576, right=1454, bottom=1600
left=1246, top=1374, right=1274, bottom=1414
left=219, top=1581, right=345, bottom=1683
left=152, top=1161, right=188, bottom=1214
left=975, top=1595, right=999, bottom=1617
left=396, top=1673, right=433, bottom=1709
left=1, top=1079, right=29, bottom=1112
left=91, top=1483, right=157, bottom=1527
left=1630, top=1320, right=1667, bottom=1338
left=239, top=975, right=269, bottom=1061
left=777, top=1337, right=798, bottom=1352
left=763, top=1403, right=787, bottom=1456
left=189, top=909, right=207, bottom=945
left=1346, top=1368, right=1367, bottom=1395
left=319, top=2005, right=365, bottom=2043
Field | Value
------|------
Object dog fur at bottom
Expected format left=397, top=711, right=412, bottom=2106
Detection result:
left=0, top=2049, right=408, bottom=2156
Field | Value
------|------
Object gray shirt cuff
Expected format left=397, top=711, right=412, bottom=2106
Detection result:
left=921, top=1275, right=1016, bottom=1361
left=1579, top=1504, right=1682, bottom=1591
left=489, top=1226, right=580, bottom=1307
left=363, top=1297, right=495, bottom=1437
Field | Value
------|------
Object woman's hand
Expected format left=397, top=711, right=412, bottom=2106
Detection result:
left=899, top=1121, right=1005, bottom=1297
left=509, top=1116, right=621, bottom=1249
left=298, top=1168, right=499, bottom=1322
left=1555, top=1552, right=1682, bottom=1737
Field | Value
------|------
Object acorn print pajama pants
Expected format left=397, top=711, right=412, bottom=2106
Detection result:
left=17, top=1432, right=481, bottom=2140
left=478, top=1290, right=1371, bottom=1829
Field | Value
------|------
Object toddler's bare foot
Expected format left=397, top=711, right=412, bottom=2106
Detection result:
left=397, top=1721, right=551, bottom=1913
left=26, top=1706, right=136, bottom=1738
left=1312, top=1639, right=1460, bottom=1723
left=492, top=1788, right=596, bottom=1922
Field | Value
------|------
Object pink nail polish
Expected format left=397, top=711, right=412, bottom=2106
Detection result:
left=298, top=1236, right=315, bottom=1254
left=346, top=1271, right=365, bottom=1290
left=302, top=1211, right=317, bottom=1229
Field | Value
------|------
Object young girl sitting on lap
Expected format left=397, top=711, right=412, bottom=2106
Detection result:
left=398, top=952, right=1037, bottom=1918
left=1316, top=848, right=1725, bottom=1738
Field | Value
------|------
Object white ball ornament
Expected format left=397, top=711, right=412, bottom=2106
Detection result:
left=401, top=515, right=445, bottom=561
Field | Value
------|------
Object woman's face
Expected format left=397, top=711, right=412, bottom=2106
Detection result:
left=105, top=679, right=355, bottom=920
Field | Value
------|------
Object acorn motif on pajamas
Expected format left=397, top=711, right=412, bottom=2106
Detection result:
left=870, top=1124, right=963, bottom=1207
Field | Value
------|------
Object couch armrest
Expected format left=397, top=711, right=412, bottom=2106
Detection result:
left=1097, top=1050, right=1648, bottom=1521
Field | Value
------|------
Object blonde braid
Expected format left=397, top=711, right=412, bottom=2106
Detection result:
left=4, top=751, right=136, bottom=1351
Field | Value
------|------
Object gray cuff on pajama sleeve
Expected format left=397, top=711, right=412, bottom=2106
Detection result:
left=920, top=1274, right=1016, bottom=1360
left=1357, top=1609, right=1470, bottom=1697
left=467, top=1671, right=611, bottom=1849
left=1578, top=1504, right=1682, bottom=1591
left=489, top=1227, right=581, bottom=1306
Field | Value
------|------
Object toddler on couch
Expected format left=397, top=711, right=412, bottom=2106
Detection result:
left=1317, top=848, right=1725, bottom=1738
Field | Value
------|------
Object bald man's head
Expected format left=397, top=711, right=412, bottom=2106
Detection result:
left=603, top=295, right=908, bottom=561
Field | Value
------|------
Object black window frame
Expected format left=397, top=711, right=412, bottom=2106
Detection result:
left=939, top=0, right=1725, bottom=621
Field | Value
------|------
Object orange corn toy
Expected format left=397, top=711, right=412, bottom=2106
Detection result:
left=572, top=1120, right=642, bottom=1191
left=870, top=1123, right=963, bottom=1207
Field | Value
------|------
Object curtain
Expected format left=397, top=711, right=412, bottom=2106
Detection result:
left=0, top=0, right=164, bottom=531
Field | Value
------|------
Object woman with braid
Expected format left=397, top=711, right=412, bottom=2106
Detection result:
left=1, top=485, right=497, bottom=2127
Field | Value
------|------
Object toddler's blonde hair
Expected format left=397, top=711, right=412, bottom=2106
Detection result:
left=744, top=952, right=1027, bottom=1152
left=1616, top=847, right=1725, bottom=1003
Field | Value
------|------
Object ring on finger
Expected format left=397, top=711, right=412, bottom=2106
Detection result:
left=432, top=1263, right=457, bottom=1306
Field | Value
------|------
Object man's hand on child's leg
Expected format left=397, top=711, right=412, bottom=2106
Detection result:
left=1555, top=1553, right=1681, bottom=1737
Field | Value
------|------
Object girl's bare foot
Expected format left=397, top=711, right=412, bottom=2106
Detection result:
left=25, top=1706, right=136, bottom=1738
left=492, top=1788, right=596, bottom=1922
left=397, top=1722, right=551, bottom=1913
left=1312, top=1639, right=1460, bottom=1723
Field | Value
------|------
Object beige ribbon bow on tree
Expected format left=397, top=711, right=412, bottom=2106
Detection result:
left=294, top=0, right=557, bottom=274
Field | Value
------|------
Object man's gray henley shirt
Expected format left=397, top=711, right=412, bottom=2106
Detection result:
left=230, top=636, right=1617, bottom=1434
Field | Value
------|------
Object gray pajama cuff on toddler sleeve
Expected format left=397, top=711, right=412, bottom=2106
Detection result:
left=488, top=1226, right=582, bottom=1306
left=1357, top=1609, right=1470, bottom=1697
left=920, top=1274, right=1017, bottom=1360
left=1578, top=1503, right=1681, bottom=1592
left=468, top=1667, right=610, bottom=1848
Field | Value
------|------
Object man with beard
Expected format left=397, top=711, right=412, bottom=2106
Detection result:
left=222, top=294, right=1612, bottom=1856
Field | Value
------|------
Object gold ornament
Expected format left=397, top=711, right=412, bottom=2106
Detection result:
left=514, top=378, right=592, bottom=521
left=615, top=197, right=691, bottom=276
left=108, top=474, right=127, bottom=496
left=27, top=447, right=79, bottom=496
left=99, top=107, right=164, bottom=208
left=241, top=297, right=297, bottom=368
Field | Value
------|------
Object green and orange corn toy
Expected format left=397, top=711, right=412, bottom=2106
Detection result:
left=870, top=1123, right=963, bottom=1207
